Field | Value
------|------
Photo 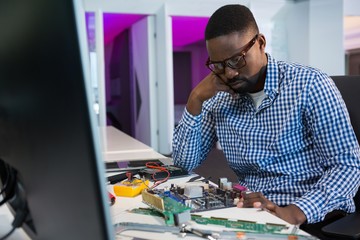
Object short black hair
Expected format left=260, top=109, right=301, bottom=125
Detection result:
left=205, top=4, right=259, bottom=40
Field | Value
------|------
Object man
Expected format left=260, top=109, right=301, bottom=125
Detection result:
left=172, top=4, right=360, bottom=232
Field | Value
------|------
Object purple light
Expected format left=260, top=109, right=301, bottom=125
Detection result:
left=87, top=13, right=209, bottom=47
left=172, top=16, right=209, bottom=47
left=103, top=13, right=146, bottom=44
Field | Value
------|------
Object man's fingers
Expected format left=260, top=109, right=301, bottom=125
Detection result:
left=253, top=202, right=262, bottom=208
left=265, top=202, right=277, bottom=211
left=237, top=201, right=244, bottom=208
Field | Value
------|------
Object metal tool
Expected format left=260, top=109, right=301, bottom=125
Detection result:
left=114, top=222, right=180, bottom=235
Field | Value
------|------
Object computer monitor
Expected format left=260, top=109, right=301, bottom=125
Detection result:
left=0, top=0, right=114, bottom=239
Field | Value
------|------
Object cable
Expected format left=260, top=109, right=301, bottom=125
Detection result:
left=0, top=167, right=17, bottom=207
left=0, top=161, right=29, bottom=240
left=0, top=227, right=16, bottom=240
left=0, top=208, right=29, bottom=240
left=145, top=162, right=170, bottom=189
left=0, top=163, right=11, bottom=195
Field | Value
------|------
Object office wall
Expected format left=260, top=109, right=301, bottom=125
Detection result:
left=130, top=16, right=157, bottom=148
left=250, top=0, right=289, bottom=61
left=173, top=41, right=209, bottom=99
left=173, top=52, right=192, bottom=105
left=107, top=30, right=132, bottom=134
left=252, top=0, right=344, bottom=75
left=308, top=0, right=343, bottom=75
left=189, top=42, right=209, bottom=88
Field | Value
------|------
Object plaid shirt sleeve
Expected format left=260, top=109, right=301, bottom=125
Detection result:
left=292, top=73, right=360, bottom=223
left=172, top=101, right=218, bottom=171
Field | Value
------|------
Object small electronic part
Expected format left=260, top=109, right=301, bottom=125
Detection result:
left=113, top=179, right=149, bottom=197
left=107, top=169, right=141, bottom=184
left=141, top=189, right=191, bottom=226
left=233, top=183, right=247, bottom=192
left=218, top=177, right=228, bottom=189
left=218, top=177, right=234, bottom=190
left=184, top=185, right=203, bottom=198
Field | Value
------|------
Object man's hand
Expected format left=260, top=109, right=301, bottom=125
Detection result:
left=186, top=72, right=235, bottom=116
left=237, top=191, right=307, bottom=225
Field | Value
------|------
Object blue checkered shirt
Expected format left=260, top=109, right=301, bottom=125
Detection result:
left=172, top=54, right=360, bottom=223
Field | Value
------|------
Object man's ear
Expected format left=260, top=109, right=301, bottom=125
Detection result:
left=258, top=34, right=266, bottom=50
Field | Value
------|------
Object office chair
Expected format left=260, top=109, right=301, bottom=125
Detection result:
left=320, top=75, right=360, bottom=239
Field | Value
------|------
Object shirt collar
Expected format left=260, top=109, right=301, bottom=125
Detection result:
left=263, top=53, right=280, bottom=100
left=233, top=53, right=280, bottom=102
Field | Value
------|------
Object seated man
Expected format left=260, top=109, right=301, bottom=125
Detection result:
left=172, top=3, right=360, bottom=236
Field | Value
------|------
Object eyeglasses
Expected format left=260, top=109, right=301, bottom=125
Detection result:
left=206, top=34, right=259, bottom=75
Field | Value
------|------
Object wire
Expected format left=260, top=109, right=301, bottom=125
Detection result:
left=0, top=190, right=29, bottom=240
left=125, top=171, right=132, bottom=181
left=0, top=227, right=16, bottom=240
left=0, top=168, right=16, bottom=207
left=0, top=164, right=11, bottom=195
left=145, top=162, right=170, bottom=189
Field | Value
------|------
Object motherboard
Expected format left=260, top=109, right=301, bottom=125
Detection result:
left=141, top=178, right=247, bottom=225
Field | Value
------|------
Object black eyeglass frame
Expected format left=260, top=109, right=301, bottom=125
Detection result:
left=205, top=34, right=259, bottom=74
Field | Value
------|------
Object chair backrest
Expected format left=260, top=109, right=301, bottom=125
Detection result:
left=331, top=75, right=360, bottom=211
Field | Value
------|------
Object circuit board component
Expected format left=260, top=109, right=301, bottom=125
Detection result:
left=145, top=178, right=245, bottom=213
left=141, top=189, right=191, bottom=226
left=140, top=178, right=247, bottom=226
left=191, top=214, right=288, bottom=233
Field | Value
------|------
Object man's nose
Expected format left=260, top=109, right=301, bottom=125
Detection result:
left=224, top=66, right=239, bottom=80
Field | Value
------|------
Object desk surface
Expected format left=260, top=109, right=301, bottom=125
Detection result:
left=0, top=128, right=315, bottom=239
left=100, top=126, right=166, bottom=162
left=1, top=175, right=314, bottom=240
left=108, top=175, right=314, bottom=240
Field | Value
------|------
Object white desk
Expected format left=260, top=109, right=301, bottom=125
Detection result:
left=100, top=126, right=166, bottom=162
left=100, top=128, right=307, bottom=238
left=0, top=128, right=314, bottom=239
left=0, top=175, right=314, bottom=240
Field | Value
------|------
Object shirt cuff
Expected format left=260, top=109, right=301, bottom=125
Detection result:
left=181, top=107, right=202, bottom=128
left=293, top=197, right=321, bottom=224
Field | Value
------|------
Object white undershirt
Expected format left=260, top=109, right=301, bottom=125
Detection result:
left=248, top=89, right=266, bottom=110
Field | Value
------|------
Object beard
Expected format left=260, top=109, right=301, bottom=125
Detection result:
left=227, top=76, right=257, bottom=94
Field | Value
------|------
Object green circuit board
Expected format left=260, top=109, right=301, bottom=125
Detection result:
left=141, top=190, right=191, bottom=226
left=129, top=207, right=289, bottom=234
left=191, top=214, right=287, bottom=233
